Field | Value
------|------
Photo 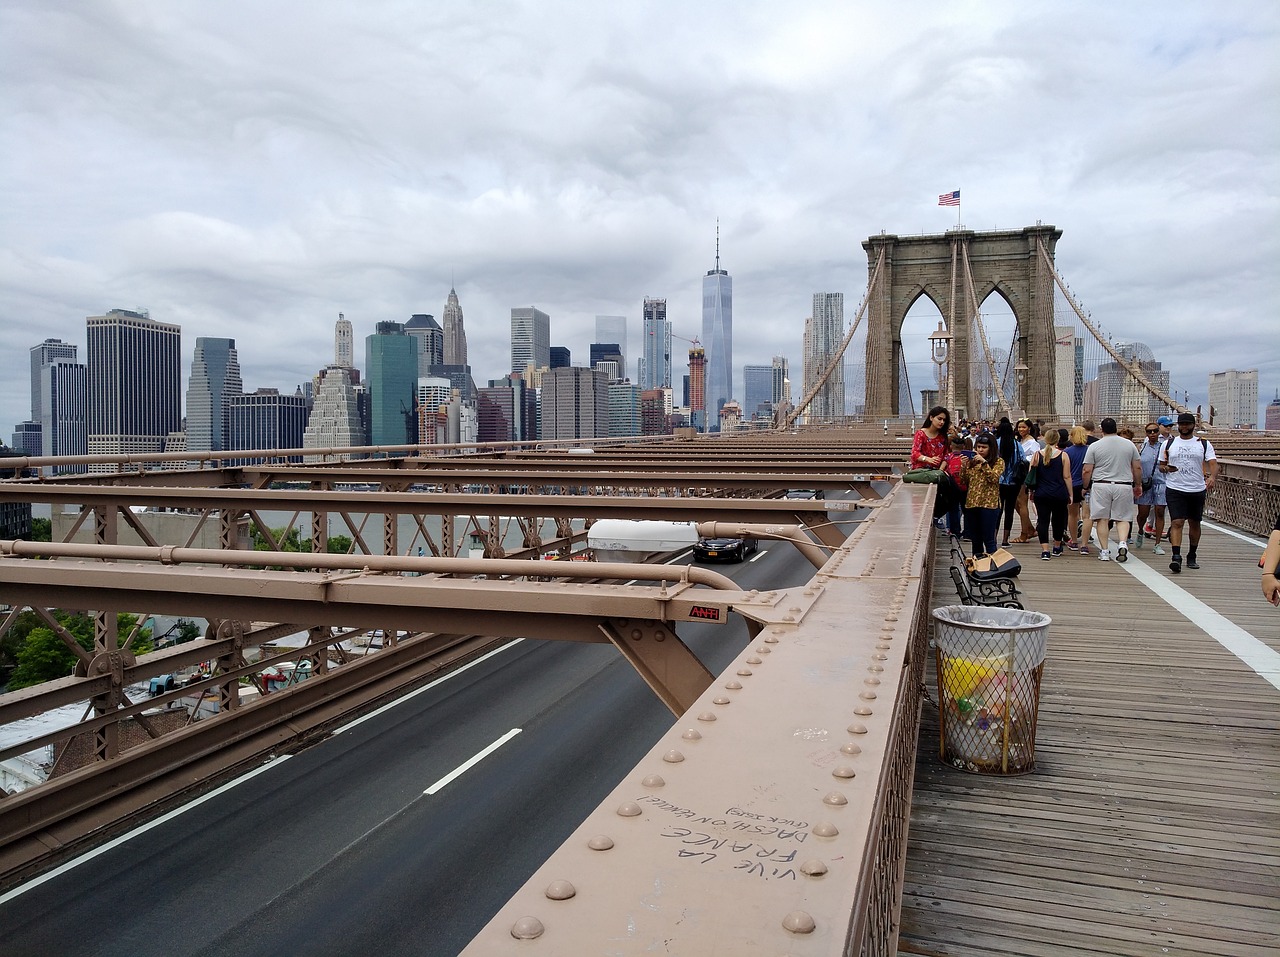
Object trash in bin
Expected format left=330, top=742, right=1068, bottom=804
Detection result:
left=932, top=605, right=1051, bottom=775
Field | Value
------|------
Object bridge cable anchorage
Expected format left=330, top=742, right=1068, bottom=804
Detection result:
left=1037, top=238, right=1189, bottom=415
left=783, top=245, right=886, bottom=430
left=961, top=239, right=1011, bottom=417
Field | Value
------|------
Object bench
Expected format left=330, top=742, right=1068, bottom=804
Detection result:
left=946, top=535, right=1023, bottom=609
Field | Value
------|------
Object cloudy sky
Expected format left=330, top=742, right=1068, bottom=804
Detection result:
left=2, top=0, right=1277, bottom=432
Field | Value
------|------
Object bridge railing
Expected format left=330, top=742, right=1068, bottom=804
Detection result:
left=1208, top=459, right=1280, bottom=537
left=463, top=483, right=936, bottom=956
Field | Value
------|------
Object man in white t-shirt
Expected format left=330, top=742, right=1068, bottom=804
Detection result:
left=1082, top=417, right=1142, bottom=563
left=1159, top=412, right=1218, bottom=573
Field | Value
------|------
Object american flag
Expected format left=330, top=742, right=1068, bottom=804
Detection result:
left=938, top=190, right=960, bottom=207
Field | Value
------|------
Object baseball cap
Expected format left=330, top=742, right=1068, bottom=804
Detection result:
left=1176, top=412, right=1196, bottom=425
left=1157, top=415, right=1174, bottom=426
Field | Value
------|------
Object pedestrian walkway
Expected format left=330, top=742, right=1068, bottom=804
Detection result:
left=899, top=523, right=1279, bottom=957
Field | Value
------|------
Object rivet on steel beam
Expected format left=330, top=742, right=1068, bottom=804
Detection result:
left=725, top=681, right=743, bottom=691
left=642, top=774, right=666, bottom=788
left=853, top=706, right=873, bottom=716
left=764, top=635, right=780, bottom=644
left=713, top=696, right=731, bottom=705
left=588, top=835, right=615, bottom=851
left=654, top=630, right=667, bottom=642
left=886, top=614, right=899, bottom=622
left=661, top=748, right=687, bottom=764
left=832, top=766, right=856, bottom=779
left=859, top=691, right=877, bottom=701
left=881, top=625, right=895, bottom=633
left=682, top=728, right=702, bottom=741
left=511, top=916, right=545, bottom=939
left=630, top=629, right=643, bottom=641
left=735, top=668, right=753, bottom=677
left=782, top=615, right=795, bottom=623
left=746, top=656, right=762, bottom=665
left=697, top=712, right=717, bottom=722
left=617, top=802, right=642, bottom=817
left=812, top=822, right=839, bottom=837
left=872, top=653, right=888, bottom=661
left=788, top=607, right=802, bottom=614
left=800, top=860, right=829, bottom=877
left=865, top=677, right=881, bottom=686
left=782, top=911, right=816, bottom=934
left=840, top=742, right=862, bottom=755
left=847, top=723, right=868, bottom=734
left=868, top=664, right=884, bottom=673
left=754, top=646, right=771, bottom=654
left=545, top=880, right=576, bottom=900
left=823, top=792, right=848, bottom=806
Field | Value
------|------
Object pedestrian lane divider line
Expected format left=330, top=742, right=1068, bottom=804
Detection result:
left=425, top=728, right=522, bottom=795
left=1118, top=554, right=1280, bottom=692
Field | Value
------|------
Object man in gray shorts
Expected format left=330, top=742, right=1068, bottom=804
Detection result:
left=1082, top=417, right=1142, bottom=563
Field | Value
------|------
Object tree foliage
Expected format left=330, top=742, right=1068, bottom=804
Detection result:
left=6, top=612, right=153, bottom=690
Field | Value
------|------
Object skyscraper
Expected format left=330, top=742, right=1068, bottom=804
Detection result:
left=186, top=337, right=243, bottom=452
left=227, top=389, right=309, bottom=465
left=511, top=307, right=550, bottom=376
left=405, top=314, right=444, bottom=376
left=805, top=292, right=845, bottom=420
left=30, top=338, right=77, bottom=448
left=38, top=360, right=87, bottom=470
left=303, top=366, right=365, bottom=460
left=771, top=356, right=791, bottom=412
left=1208, top=369, right=1258, bottom=429
left=701, top=228, right=733, bottom=426
left=595, top=315, right=627, bottom=378
left=442, top=288, right=468, bottom=367
left=688, top=346, right=706, bottom=431
left=641, top=298, right=671, bottom=390
left=335, top=313, right=354, bottom=368
left=540, top=367, right=609, bottom=441
left=743, top=365, right=773, bottom=420
left=366, top=321, right=418, bottom=447
left=86, top=308, right=181, bottom=456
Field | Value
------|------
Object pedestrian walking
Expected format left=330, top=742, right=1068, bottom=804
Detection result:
left=1082, top=417, right=1142, bottom=562
left=1065, top=426, right=1089, bottom=553
left=996, top=419, right=1032, bottom=545
left=1262, top=511, right=1280, bottom=606
left=1160, top=412, right=1219, bottom=573
left=1135, top=421, right=1168, bottom=554
left=961, top=432, right=1004, bottom=558
left=1030, top=428, right=1072, bottom=560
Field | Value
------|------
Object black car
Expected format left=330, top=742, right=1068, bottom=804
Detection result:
left=693, top=535, right=759, bottom=563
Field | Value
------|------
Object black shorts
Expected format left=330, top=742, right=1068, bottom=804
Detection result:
left=1071, top=484, right=1084, bottom=505
left=1165, top=488, right=1206, bottom=522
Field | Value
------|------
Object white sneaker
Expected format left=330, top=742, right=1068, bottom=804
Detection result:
left=1099, top=549, right=1111, bottom=561
left=1153, top=543, right=1166, bottom=555
left=1117, top=544, right=1128, bottom=563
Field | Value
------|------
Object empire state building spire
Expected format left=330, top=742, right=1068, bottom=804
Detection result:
left=443, top=287, right=468, bottom=366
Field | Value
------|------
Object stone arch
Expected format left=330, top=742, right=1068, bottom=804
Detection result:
left=862, top=225, right=1061, bottom=420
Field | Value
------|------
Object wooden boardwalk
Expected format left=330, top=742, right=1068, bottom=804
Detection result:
left=900, top=523, right=1280, bottom=957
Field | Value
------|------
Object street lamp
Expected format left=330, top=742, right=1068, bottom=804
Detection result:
left=1013, top=360, right=1029, bottom=418
left=928, top=321, right=954, bottom=411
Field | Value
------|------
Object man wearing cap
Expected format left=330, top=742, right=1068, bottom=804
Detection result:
left=1135, top=421, right=1168, bottom=554
left=1082, top=417, right=1142, bottom=562
left=1160, top=412, right=1218, bottom=573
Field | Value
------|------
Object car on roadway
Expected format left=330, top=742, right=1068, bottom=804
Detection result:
left=692, top=535, right=759, bottom=563
left=785, top=488, right=823, bottom=499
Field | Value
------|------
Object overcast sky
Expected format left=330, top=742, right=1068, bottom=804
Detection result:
left=2, top=0, right=1277, bottom=431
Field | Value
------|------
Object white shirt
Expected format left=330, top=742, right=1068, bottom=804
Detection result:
left=1162, top=435, right=1216, bottom=493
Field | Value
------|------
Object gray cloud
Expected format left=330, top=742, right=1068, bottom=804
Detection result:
left=2, top=0, right=1277, bottom=430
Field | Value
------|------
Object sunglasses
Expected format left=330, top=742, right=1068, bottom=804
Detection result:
left=1146, top=429, right=1158, bottom=434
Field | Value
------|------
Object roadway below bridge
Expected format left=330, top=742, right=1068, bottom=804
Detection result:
left=0, top=539, right=824, bottom=957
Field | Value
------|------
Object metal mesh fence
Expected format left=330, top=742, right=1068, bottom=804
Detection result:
left=932, top=605, right=1051, bottom=775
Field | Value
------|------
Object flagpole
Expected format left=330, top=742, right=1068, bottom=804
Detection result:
left=957, top=193, right=961, bottom=227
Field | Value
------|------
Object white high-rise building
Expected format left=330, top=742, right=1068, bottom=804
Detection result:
left=335, top=313, right=354, bottom=368
left=1208, top=369, right=1258, bottom=429
left=511, top=307, right=550, bottom=376
left=303, top=366, right=365, bottom=461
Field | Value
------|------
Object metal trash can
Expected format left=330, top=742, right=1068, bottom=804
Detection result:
left=932, top=605, right=1051, bottom=775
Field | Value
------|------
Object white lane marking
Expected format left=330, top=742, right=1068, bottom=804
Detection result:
left=425, top=728, right=522, bottom=795
left=749, top=549, right=769, bottom=563
left=1120, top=555, right=1280, bottom=692
left=1203, top=519, right=1268, bottom=548
left=333, top=638, right=525, bottom=735
left=0, top=755, right=294, bottom=905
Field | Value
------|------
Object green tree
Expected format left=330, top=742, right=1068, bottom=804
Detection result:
left=30, top=517, right=51, bottom=542
left=326, top=534, right=353, bottom=554
left=7, top=612, right=153, bottom=690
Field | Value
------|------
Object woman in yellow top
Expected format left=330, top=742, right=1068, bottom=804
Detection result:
left=961, top=432, right=1005, bottom=558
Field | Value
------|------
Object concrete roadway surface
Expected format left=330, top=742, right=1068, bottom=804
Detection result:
left=0, top=539, right=825, bottom=957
